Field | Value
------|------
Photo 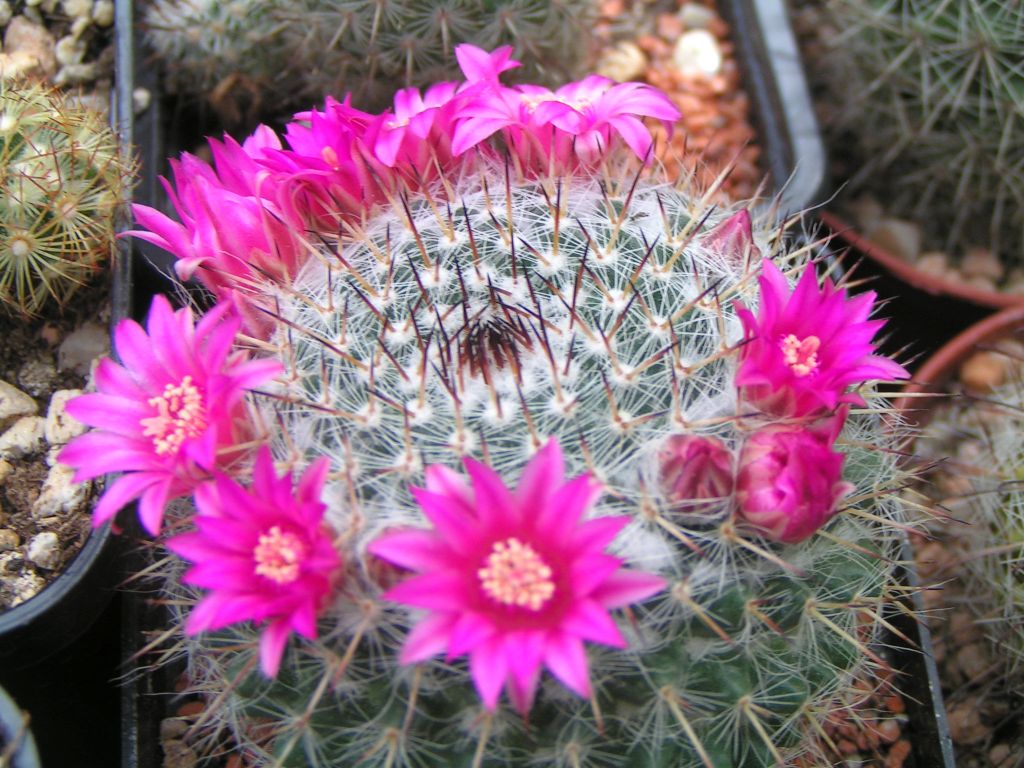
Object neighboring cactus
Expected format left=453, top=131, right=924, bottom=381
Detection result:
left=0, top=80, right=130, bottom=316
left=144, top=0, right=596, bottom=113
left=150, top=172, right=911, bottom=767
left=923, top=367, right=1024, bottom=674
left=814, top=0, right=1024, bottom=266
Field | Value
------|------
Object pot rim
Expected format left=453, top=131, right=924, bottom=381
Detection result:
left=820, top=211, right=1024, bottom=311
left=894, top=303, right=1024, bottom=428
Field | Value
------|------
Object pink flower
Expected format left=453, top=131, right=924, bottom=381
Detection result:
left=58, top=295, right=281, bottom=535
left=735, top=260, right=909, bottom=418
left=166, top=448, right=341, bottom=677
left=701, top=209, right=761, bottom=267
left=532, top=76, right=680, bottom=161
left=455, top=44, right=521, bottom=85
left=368, top=440, right=665, bottom=713
left=735, top=410, right=853, bottom=543
left=658, top=434, right=734, bottom=513
left=451, top=48, right=679, bottom=171
left=129, top=153, right=308, bottom=298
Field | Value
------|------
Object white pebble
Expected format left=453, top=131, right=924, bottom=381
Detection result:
left=32, top=463, right=90, bottom=518
left=9, top=572, right=45, bottom=606
left=58, top=321, right=109, bottom=376
left=132, top=86, right=151, bottom=114
left=678, top=2, right=716, bottom=30
left=62, top=0, right=92, bottom=19
left=672, top=29, right=723, bottom=77
left=0, top=415, right=46, bottom=459
left=595, top=41, right=646, bottom=83
left=91, top=0, right=113, bottom=26
left=0, top=379, right=38, bottom=429
left=27, top=531, right=60, bottom=570
left=54, top=61, right=98, bottom=85
left=55, top=35, right=86, bottom=66
left=45, top=389, right=86, bottom=445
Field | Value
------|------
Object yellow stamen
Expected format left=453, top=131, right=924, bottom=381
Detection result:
left=140, top=375, right=209, bottom=456
left=478, top=537, right=555, bottom=611
left=780, top=334, right=821, bottom=377
left=254, top=525, right=306, bottom=584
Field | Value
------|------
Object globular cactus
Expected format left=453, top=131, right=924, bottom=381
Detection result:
left=154, top=172, right=911, bottom=767
left=143, top=0, right=596, bottom=114
left=0, top=80, right=130, bottom=316
left=813, top=0, right=1024, bottom=266
left=65, top=50, right=915, bottom=767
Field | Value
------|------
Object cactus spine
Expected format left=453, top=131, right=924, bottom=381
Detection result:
left=815, top=0, right=1024, bottom=265
left=155, top=162, right=910, bottom=767
left=144, top=0, right=596, bottom=112
left=0, top=80, right=131, bottom=316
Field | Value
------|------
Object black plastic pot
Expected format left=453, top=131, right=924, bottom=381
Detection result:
left=0, top=685, right=40, bottom=768
left=720, top=0, right=826, bottom=217
left=0, top=1, right=137, bottom=675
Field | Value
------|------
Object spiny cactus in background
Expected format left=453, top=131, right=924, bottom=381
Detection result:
left=0, top=80, right=130, bottom=316
left=923, top=367, right=1024, bottom=675
left=814, top=0, right=1024, bottom=265
left=144, top=0, right=596, bottom=116
left=63, top=47, right=917, bottom=767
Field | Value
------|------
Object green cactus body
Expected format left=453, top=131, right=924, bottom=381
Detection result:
left=0, top=80, right=130, bottom=317
left=162, top=165, right=909, bottom=767
left=144, top=0, right=595, bottom=112
left=817, top=0, right=1024, bottom=265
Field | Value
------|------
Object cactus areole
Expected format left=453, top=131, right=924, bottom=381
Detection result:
left=65, top=47, right=915, bottom=767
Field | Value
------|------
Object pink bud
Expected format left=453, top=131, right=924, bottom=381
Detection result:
left=735, top=411, right=853, bottom=543
left=702, top=209, right=760, bottom=267
left=658, top=434, right=734, bottom=513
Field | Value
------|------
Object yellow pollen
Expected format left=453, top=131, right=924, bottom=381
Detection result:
left=780, top=334, right=821, bottom=377
left=139, top=375, right=209, bottom=456
left=320, top=145, right=340, bottom=169
left=253, top=525, right=306, bottom=584
left=477, top=537, right=555, bottom=611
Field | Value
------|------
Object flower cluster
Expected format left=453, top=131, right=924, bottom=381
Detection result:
left=59, top=47, right=912, bottom=728
left=128, top=44, right=679, bottom=318
left=727, top=255, right=908, bottom=542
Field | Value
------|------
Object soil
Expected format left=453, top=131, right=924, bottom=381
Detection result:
left=0, top=280, right=108, bottom=612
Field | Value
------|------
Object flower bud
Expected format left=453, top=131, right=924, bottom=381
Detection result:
left=701, top=208, right=760, bottom=267
left=658, top=434, right=734, bottom=513
left=735, top=412, right=853, bottom=543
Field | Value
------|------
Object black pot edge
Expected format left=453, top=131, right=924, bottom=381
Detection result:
left=0, top=684, right=41, bottom=768
left=720, top=0, right=827, bottom=219
left=888, top=535, right=956, bottom=768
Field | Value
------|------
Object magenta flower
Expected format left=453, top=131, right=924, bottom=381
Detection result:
left=368, top=440, right=665, bottom=713
left=658, top=434, right=734, bottom=513
left=58, top=295, right=281, bottom=535
left=166, top=448, right=341, bottom=677
left=451, top=47, right=679, bottom=171
left=734, top=259, right=909, bottom=418
left=735, top=410, right=853, bottom=543
left=129, top=152, right=308, bottom=300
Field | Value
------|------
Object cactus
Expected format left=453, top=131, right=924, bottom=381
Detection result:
left=145, top=168, right=911, bottom=767
left=0, top=79, right=130, bottom=316
left=143, top=0, right=596, bottom=114
left=65, top=51, right=918, bottom=766
left=921, top=364, right=1024, bottom=674
left=813, top=0, right=1024, bottom=266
